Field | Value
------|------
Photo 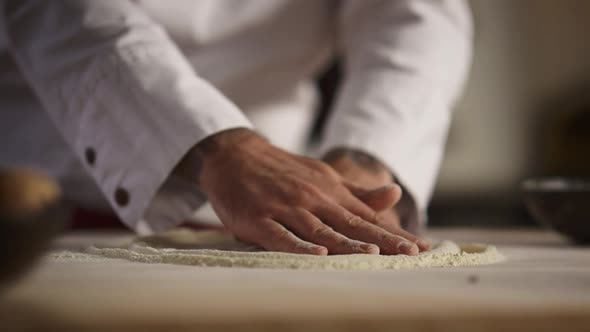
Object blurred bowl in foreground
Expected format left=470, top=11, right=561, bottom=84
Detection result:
left=522, top=177, right=590, bottom=244
left=0, top=168, right=68, bottom=288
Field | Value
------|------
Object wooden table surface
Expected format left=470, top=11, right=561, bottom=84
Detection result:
left=1, top=227, right=589, bottom=331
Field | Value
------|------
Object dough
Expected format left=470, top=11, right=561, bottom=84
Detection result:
left=50, top=228, right=505, bottom=270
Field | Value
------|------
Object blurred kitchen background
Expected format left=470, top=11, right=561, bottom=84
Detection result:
left=314, top=0, right=590, bottom=227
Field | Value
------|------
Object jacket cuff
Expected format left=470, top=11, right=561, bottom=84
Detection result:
left=47, top=44, right=253, bottom=232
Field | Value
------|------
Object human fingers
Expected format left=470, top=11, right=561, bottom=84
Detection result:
left=340, top=192, right=431, bottom=252
left=278, top=208, right=379, bottom=255
left=240, top=219, right=328, bottom=255
left=314, top=203, right=419, bottom=256
left=391, top=226, right=431, bottom=252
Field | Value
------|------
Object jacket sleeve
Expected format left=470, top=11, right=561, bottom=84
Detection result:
left=0, top=0, right=253, bottom=233
left=319, top=0, right=473, bottom=228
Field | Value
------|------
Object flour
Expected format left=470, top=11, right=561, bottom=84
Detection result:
left=48, top=228, right=505, bottom=270
left=50, top=250, right=111, bottom=263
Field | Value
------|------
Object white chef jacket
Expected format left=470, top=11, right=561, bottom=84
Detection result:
left=0, top=0, right=472, bottom=234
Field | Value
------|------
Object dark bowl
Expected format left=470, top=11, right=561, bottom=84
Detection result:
left=0, top=169, right=68, bottom=288
left=522, top=178, right=590, bottom=244
left=0, top=201, right=68, bottom=286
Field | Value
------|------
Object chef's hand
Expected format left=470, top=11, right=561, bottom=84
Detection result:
left=323, top=148, right=430, bottom=252
left=175, top=128, right=420, bottom=255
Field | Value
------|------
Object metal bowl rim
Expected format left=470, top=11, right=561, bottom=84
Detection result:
left=521, top=177, right=590, bottom=192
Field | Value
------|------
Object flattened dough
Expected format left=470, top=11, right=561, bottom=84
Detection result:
left=50, top=228, right=505, bottom=270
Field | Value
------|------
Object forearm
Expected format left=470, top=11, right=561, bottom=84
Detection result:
left=1, top=0, right=254, bottom=232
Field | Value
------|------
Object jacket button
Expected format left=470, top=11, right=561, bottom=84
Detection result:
left=85, top=148, right=96, bottom=166
left=114, top=188, right=130, bottom=207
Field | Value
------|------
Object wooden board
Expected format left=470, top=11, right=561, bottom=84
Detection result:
left=1, top=228, right=589, bottom=331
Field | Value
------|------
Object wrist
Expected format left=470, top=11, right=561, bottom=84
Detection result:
left=322, top=147, right=393, bottom=181
left=174, top=128, right=266, bottom=185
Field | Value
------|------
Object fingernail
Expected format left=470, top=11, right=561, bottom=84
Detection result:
left=417, top=240, right=431, bottom=250
left=397, top=241, right=418, bottom=255
left=361, top=243, right=380, bottom=255
left=297, top=242, right=328, bottom=256
left=313, top=246, right=329, bottom=256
